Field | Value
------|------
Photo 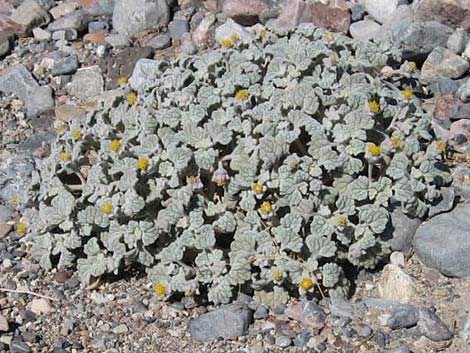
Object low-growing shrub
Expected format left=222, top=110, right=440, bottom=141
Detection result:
left=23, top=24, right=451, bottom=307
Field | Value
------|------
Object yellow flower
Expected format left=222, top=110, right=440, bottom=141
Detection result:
left=88, top=154, right=97, bottom=163
left=272, top=271, right=282, bottom=281
left=221, top=38, right=232, bottom=48
left=117, top=77, right=127, bottom=85
left=110, top=139, right=121, bottom=152
left=101, top=203, right=112, bottom=214
left=215, top=180, right=225, bottom=187
left=235, top=89, right=248, bottom=100
left=323, top=33, right=334, bottom=41
left=401, top=89, right=413, bottom=99
left=408, top=62, right=417, bottom=71
left=59, top=152, right=71, bottom=161
left=368, top=144, right=381, bottom=156
left=9, top=195, right=18, bottom=205
left=299, top=277, right=313, bottom=290
left=391, top=137, right=401, bottom=149
left=17, top=223, right=26, bottom=234
left=337, top=215, right=347, bottom=227
left=127, top=92, right=137, bottom=105
left=230, top=33, right=240, bottom=42
left=369, top=100, right=380, bottom=113
left=259, top=201, right=272, bottom=214
left=55, top=125, right=66, bottom=134
left=436, top=140, right=446, bottom=153
left=136, top=157, right=148, bottom=170
left=260, top=29, right=268, bottom=39
left=155, top=283, right=166, bottom=297
left=251, top=183, right=263, bottom=194
left=72, top=129, right=81, bottom=139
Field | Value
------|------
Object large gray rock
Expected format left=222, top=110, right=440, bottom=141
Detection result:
left=47, top=10, right=92, bottom=32
left=420, top=47, right=470, bottom=84
left=10, top=0, right=50, bottom=31
left=383, top=21, right=454, bottom=59
left=447, top=29, right=468, bottom=54
left=0, top=155, right=36, bottom=205
left=417, top=308, right=453, bottom=341
left=112, top=0, right=170, bottom=38
left=414, top=203, right=470, bottom=277
left=0, top=64, right=54, bottom=117
left=189, top=304, right=253, bottom=341
left=386, top=208, right=422, bottom=254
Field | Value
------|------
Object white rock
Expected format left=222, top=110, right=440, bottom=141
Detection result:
left=390, top=251, right=406, bottom=268
left=30, top=298, right=54, bottom=315
left=214, top=20, right=254, bottom=46
left=68, top=66, right=104, bottom=101
left=349, top=20, right=382, bottom=42
left=361, top=0, right=408, bottom=24
left=377, top=264, right=417, bottom=303
left=33, top=28, right=52, bottom=41
left=192, top=14, right=216, bottom=47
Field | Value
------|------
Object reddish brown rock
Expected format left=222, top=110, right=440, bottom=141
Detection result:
left=414, top=0, right=470, bottom=29
left=434, top=95, right=462, bottom=122
left=310, top=1, right=351, bottom=33
left=83, top=31, right=105, bottom=44
left=272, top=0, right=309, bottom=29
left=223, top=0, right=265, bottom=26
left=0, top=17, right=27, bottom=37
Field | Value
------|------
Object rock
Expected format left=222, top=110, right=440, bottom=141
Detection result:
left=414, top=0, right=470, bottom=29
left=271, top=0, right=309, bottom=29
left=0, top=224, right=12, bottom=238
left=112, top=324, right=128, bottom=334
left=51, top=55, right=79, bottom=76
left=285, top=300, right=326, bottom=329
left=28, top=86, right=54, bottom=117
left=0, top=315, right=9, bottom=332
left=33, top=27, right=52, bottom=41
left=293, top=331, right=311, bottom=347
left=52, top=29, right=78, bottom=41
left=168, top=19, right=189, bottom=39
left=10, top=0, right=50, bottom=32
left=88, top=21, right=109, bottom=33
left=273, top=304, right=287, bottom=315
left=47, top=10, right=92, bottom=32
left=0, top=32, right=10, bottom=58
left=215, top=21, right=254, bottom=45
left=386, top=208, right=421, bottom=254
left=387, top=348, right=411, bottom=353
left=31, top=298, right=54, bottom=315
left=55, top=104, right=86, bottom=122
left=349, top=20, right=382, bottom=42
left=414, top=203, right=470, bottom=277
left=223, top=0, right=265, bottom=26
left=452, top=165, right=470, bottom=198
left=9, top=338, right=31, bottom=353
left=83, top=32, right=105, bottom=44
left=253, top=305, right=268, bottom=319
left=179, top=37, right=197, bottom=55
left=0, top=155, right=35, bottom=206
left=459, top=314, right=470, bottom=339
left=189, top=304, right=253, bottom=342
left=428, top=186, right=455, bottom=218
left=350, top=4, right=366, bottom=21
left=84, top=0, right=115, bottom=16
left=49, top=2, right=78, bottom=19
left=387, top=305, right=419, bottom=330
left=458, top=77, right=470, bottom=102
left=450, top=103, right=470, bottom=120
left=377, top=264, right=417, bottom=303
left=192, top=14, right=216, bottom=47
left=360, top=0, right=407, bottom=24
left=447, top=29, right=468, bottom=54
left=417, top=308, right=453, bottom=341
left=275, top=336, right=291, bottom=348
left=434, top=94, right=462, bottom=122
left=309, top=1, right=350, bottom=33
left=385, top=4, right=415, bottom=24
left=420, top=47, right=469, bottom=84
left=330, top=298, right=354, bottom=319
left=390, top=252, right=406, bottom=268
left=384, top=21, right=454, bottom=59
left=112, top=0, right=169, bottom=38
left=68, top=66, right=104, bottom=101
left=142, top=33, right=170, bottom=49
left=430, top=79, right=465, bottom=96
left=105, top=33, right=129, bottom=48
